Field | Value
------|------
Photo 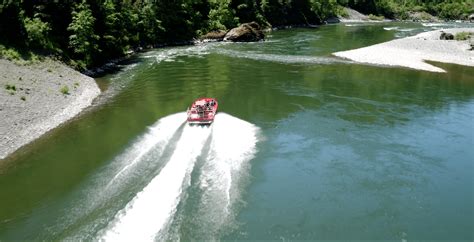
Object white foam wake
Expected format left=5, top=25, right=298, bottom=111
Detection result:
left=188, top=113, right=260, bottom=237
left=383, top=27, right=399, bottom=31
left=100, top=125, right=211, bottom=241
left=43, top=113, right=187, bottom=240
left=106, top=112, right=187, bottom=186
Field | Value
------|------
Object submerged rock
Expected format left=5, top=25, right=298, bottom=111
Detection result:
left=224, top=22, right=264, bottom=42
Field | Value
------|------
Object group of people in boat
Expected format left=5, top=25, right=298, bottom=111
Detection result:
left=195, top=100, right=216, bottom=112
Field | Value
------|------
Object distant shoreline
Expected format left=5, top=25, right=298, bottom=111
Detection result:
left=333, top=28, right=474, bottom=72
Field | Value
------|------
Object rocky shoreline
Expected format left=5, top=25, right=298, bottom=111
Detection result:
left=0, top=59, right=100, bottom=160
left=333, top=28, right=474, bottom=72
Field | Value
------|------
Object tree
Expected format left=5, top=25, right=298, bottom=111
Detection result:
left=208, top=0, right=239, bottom=30
left=137, top=3, right=164, bottom=45
left=67, top=0, right=100, bottom=68
left=23, top=14, right=52, bottom=50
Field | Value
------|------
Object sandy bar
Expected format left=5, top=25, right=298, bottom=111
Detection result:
left=333, top=28, right=474, bottom=72
left=0, top=59, right=100, bottom=160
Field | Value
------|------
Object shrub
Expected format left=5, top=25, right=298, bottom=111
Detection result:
left=411, top=5, right=426, bottom=13
left=208, top=0, right=239, bottom=31
left=0, top=45, right=21, bottom=60
left=60, top=85, right=69, bottom=95
left=455, top=32, right=473, bottom=41
left=438, top=2, right=468, bottom=20
left=337, top=7, right=349, bottom=18
left=67, top=1, right=100, bottom=67
left=23, top=15, right=52, bottom=50
left=368, top=14, right=384, bottom=21
left=5, top=84, right=16, bottom=91
left=21, top=96, right=26, bottom=101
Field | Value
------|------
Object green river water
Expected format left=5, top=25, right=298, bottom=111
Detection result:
left=1, top=22, right=473, bottom=240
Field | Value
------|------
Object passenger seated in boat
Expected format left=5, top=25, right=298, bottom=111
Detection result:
left=196, top=105, right=203, bottom=112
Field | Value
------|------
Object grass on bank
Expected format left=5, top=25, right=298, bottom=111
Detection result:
left=0, top=44, right=42, bottom=65
left=455, top=32, right=473, bottom=41
left=368, top=14, right=385, bottom=21
left=5, top=84, right=17, bottom=91
left=60, top=85, right=69, bottom=95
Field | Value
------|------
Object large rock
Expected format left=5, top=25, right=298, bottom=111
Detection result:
left=337, top=7, right=369, bottom=22
left=440, top=31, right=454, bottom=40
left=469, top=14, right=474, bottom=22
left=408, top=11, right=439, bottom=22
left=224, top=22, right=264, bottom=42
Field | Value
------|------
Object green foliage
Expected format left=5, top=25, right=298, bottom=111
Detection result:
left=337, top=6, right=349, bottom=17
left=21, top=96, right=26, bottom=101
left=437, top=1, right=470, bottom=20
left=368, top=14, right=384, bottom=21
left=455, top=32, right=473, bottom=41
left=0, top=0, right=471, bottom=70
left=208, top=0, right=239, bottom=30
left=60, top=85, right=69, bottom=95
left=5, top=84, right=17, bottom=91
left=0, top=45, right=21, bottom=60
left=23, top=14, right=52, bottom=50
left=67, top=1, right=99, bottom=67
left=347, top=0, right=472, bottom=20
left=310, top=0, right=340, bottom=21
left=137, top=3, right=164, bottom=44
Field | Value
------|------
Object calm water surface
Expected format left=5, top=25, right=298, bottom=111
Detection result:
left=1, top=22, right=473, bottom=240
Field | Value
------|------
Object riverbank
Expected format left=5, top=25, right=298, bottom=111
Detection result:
left=0, top=59, right=100, bottom=160
left=333, top=28, right=474, bottom=72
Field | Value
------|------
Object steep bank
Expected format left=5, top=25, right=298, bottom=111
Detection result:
left=333, top=28, right=474, bottom=72
left=0, top=59, right=100, bottom=160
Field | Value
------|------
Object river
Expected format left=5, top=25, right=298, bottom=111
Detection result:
left=0, top=22, right=473, bottom=240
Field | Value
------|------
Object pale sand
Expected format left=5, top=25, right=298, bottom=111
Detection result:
left=333, top=28, right=474, bottom=72
left=0, top=59, right=100, bottom=160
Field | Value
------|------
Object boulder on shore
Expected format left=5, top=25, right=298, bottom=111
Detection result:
left=224, top=22, right=264, bottom=42
left=337, top=7, right=369, bottom=22
left=408, top=11, right=439, bottom=22
left=469, top=14, right=474, bottom=22
left=440, top=31, right=454, bottom=40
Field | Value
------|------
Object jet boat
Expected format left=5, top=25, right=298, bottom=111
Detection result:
left=187, top=98, right=218, bottom=125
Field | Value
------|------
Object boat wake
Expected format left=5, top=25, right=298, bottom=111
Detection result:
left=215, top=49, right=351, bottom=65
left=164, top=113, right=260, bottom=240
left=94, top=112, right=260, bottom=240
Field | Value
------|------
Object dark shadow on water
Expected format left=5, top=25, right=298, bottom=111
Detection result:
left=87, top=55, right=142, bottom=78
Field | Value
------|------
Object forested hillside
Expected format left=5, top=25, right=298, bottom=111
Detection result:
left=0, top=0, right=472, bottom=69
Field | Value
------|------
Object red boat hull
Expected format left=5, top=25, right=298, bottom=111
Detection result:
left=187, top=98, right=218, bottom=124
